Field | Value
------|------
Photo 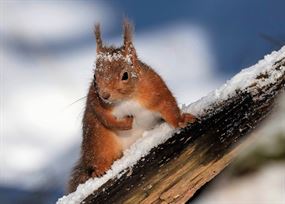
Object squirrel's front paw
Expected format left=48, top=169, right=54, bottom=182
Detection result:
left=120, top=115, right=134, bottom=130
left=92, top=169, right=106, bottom=178
left=178, top=113, right=196, bottom=128
left=90, top=165, right=108, bottom=178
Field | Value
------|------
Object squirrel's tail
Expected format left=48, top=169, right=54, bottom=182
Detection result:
left=67, top=162, right=90, bottom=193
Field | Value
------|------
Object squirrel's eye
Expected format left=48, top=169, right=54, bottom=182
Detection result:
left=121, top=72, right=129, bottom=81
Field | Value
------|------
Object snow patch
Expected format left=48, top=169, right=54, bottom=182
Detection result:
left=57, top=124, right=175, bottom=204
left=96, top=51, right=133, bottom=72
left=185, top=46, right=285, bottom=117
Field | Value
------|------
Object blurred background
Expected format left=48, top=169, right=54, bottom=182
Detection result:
left=1, top=1, right=284, bottom=203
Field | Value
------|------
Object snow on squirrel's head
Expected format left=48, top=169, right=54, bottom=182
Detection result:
left=94, top=19, right=140, bottom=104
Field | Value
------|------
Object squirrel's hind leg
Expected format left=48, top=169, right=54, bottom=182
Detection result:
left=91, top=130, right=123, bottom=177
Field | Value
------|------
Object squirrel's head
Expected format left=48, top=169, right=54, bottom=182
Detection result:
left=93, top=20, right=139, bottom=104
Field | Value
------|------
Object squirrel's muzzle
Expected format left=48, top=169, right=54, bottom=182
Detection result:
left=101, top=92, right=110, bottom=100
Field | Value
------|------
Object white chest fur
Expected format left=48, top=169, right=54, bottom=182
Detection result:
left=112, top=100, right=161, bottom=150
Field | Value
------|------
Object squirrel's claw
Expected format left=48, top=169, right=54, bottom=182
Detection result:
left=178, top=113, right=197, bottom=128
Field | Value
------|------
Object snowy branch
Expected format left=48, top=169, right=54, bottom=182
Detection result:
left=57, top=46, right=285, bottom=204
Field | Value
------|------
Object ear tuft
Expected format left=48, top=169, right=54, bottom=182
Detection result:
left=123, top=19, right=133, bottom=47
left=94, top=23, right=103, bottom=52
left=123, top=19, right=137, bottom=63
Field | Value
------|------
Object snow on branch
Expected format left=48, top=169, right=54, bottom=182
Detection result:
left=57, top=46, right=285, bottom=204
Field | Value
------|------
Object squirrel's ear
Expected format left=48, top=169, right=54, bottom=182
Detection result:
left=123, top=19, right=137, bottom=64
left=94, top=23, right=103, bottom=53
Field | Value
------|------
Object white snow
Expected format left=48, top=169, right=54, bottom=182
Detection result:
left=186, top=46, right=285, bottom=117
left=57, top=46, right=285, bottom=204
left=96, top=52, right=132, bottom=65
left=57, top=124, right=175, bottom=204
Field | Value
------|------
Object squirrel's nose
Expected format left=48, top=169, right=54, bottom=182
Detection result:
left=101, top=92, right=110, bottom=100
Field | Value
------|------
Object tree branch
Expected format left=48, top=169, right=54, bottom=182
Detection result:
left=57, top=48, right=285, bottom=204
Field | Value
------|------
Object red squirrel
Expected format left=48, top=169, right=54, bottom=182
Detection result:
left=68, top=20, right=196, bottom=193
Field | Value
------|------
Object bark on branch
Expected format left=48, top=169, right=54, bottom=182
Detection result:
left=57, top=48, right=285, bottom=204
